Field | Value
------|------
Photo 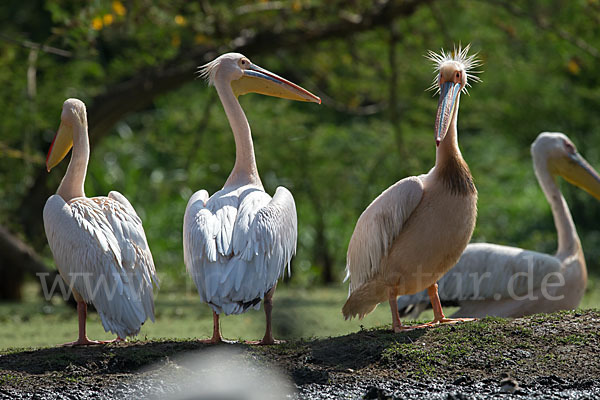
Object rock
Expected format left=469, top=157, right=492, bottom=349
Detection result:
left=447, top=393, right=469, bottom=400
left=453, top=375, right=471, bottom=385
left=499, top=377, right=519, bottom=394
left=363, top=385, right=392, bottom=399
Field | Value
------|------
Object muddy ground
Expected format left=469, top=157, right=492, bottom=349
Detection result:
left=1, top=310, right=599, bottom=399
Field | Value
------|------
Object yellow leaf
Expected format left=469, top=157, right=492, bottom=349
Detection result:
left=92, top=17, right=103, bottom=30
left=103, top=14, right=114, bottom=26
left=292, top=0, right=302, bottom=12
left=194, top=34, right=208, bottom=44
left=112, top=1, right=126, bottom=16
left=172, top=34, right=181, bottom=47
left=175, top=15, right=186, bottom=26
left=567, top=58, right=580, bottom=75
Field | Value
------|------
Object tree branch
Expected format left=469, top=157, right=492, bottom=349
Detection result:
left=0, top=33, right=72, bottom=58
left=18, top=0, right=431, bottom=248
left=493, top=0, right=600, bottom=59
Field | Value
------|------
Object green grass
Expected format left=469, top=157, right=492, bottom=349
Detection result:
left=0, top=283, right=394, bottom=349
left=1, top=274, right=599, bottom=350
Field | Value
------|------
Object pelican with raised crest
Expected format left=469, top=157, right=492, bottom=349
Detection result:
left=342, top=45, right=480, bottom=331
left=43, top=99, right=158, bottom=346
left=397, top=132, right=600, bottom=318
left=184, top=53, right=320, bottom=344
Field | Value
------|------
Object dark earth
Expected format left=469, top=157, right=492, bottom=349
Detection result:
left=1, top=310, right=599, bottom=399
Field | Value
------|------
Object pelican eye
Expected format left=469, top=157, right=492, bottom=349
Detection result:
left=564, top=140, right=575, bottom=154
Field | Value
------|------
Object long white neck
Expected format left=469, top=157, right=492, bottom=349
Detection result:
left=534, top=157, right=581, bottom=259
left=56, top=118, right=89, bottom=201
left=214, top=78, right=262, bottom=189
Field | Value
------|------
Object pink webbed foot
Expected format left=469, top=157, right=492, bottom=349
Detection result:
left=407, top=317, right=477, bottom=329
left=245, top=337, right=285, bottom=346
left=61, top=338, right=103, bottom=347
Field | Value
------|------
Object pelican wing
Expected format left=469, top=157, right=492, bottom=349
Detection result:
left=397, top=242, right=563, bottom=317
left=346, top=176, right=424, bottom=292
left=184, top=186, right=297, bottom=315
left=43, top=194, right=158, bottom=338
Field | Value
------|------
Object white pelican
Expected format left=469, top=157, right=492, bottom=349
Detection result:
left=184, top=53, right=320, bottom=344
left=43, top=99, right=158, bottom=345
left=396, top=132, right=600, bottom=318
left=342, top=45, right=480, bottom=331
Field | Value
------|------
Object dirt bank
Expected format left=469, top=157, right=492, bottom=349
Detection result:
left=1, top=310, right=599, bottom=399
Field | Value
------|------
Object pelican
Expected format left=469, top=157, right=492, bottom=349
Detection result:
left=396, top=132, right=600, bottom=318
left=342, top=45, right=480, bottom=331
left=184, top=53, right=320, bottom=344
left=43, top=99, right=158, bottom=346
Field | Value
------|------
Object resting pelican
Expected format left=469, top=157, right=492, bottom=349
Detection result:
left=184, top=53, right=320, bottom=344
left=396, top=132, right=600, bottom=318
left=342, top=45, right=480, bottom=331
left=43, top=99, right=158, bottom=345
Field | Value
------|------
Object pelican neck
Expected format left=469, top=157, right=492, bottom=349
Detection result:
left=56, top=120, right=89, bottom=201
left=214, top=79, right=262, bottom=189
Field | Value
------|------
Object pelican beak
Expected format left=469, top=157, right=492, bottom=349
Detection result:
left=46, top=121, right=73, bottom=172
left=435, top=81, right=461, bottom=146
left=231, top=64, right=321, bottom=104
left=563, top=152, right=600, bottom=201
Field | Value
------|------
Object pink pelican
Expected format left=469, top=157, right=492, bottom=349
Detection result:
left=342, top=45, right=480, bottom=331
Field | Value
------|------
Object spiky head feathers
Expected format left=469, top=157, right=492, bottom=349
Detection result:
left=426, top=44, right=482, bottom=94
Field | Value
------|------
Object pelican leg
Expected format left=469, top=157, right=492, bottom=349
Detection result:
left=261, top=286, right=277, bottom=345
left=199, top=311, right=225, bottom=344
left=411, top=283, right=476, bottom=328
left=248, top=285, right=282, bottom=345
left=388, top=287, right=413, bottom=332
left=62, top=302, right=102, bottom=346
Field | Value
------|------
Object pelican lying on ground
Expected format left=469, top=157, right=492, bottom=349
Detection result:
left=43, top=99, right=158, bottom=345
left=184, top=53, right=320, bottom=344
left=342, top=45, right=480, bottom=331
left=397, top=132, right=600, bottom=318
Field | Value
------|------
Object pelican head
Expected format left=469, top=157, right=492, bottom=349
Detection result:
left=532, top=132, right=600, bottom=200
left=46, top=98, right=87, bottom=172
left=198, top=53, right=320, bottom=104
left=427, top=44, right=481, bottom=146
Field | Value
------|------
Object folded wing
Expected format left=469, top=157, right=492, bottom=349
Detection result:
left=43, top=193, right=158, bottom=338
left=184, top=186, right=297, bottom=315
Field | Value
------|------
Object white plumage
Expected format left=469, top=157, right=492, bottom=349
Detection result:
left=184, top=53, right=319, bottom=343
left=44, top=193, right=158, bottom=338
left=396, top=244, right=563, bottom=318
left=43, top=98, right=158, bottom=344
left=184, top=185, right=296, bottom=315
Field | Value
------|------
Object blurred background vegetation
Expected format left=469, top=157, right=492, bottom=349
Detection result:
left=1, top=0, right=600, bottom=305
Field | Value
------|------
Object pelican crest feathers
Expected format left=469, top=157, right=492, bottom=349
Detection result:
left=196, top=58, right=220, bottom=86
left=426, top=43, right=482, bottom=94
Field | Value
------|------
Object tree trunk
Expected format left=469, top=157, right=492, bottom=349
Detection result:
left=0, top=225, right=55, bottom=300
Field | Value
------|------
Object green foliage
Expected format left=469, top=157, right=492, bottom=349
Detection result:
left=2, top=0, right=600, bottom=287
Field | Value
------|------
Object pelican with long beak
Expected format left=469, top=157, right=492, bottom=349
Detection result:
left=342, top=45, right=480, bottom=331
left=43, top=99, right=158, bottom=345
left=397, top=132, right=600, bottom=318
left=183, top=53, right=320, bottom=344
